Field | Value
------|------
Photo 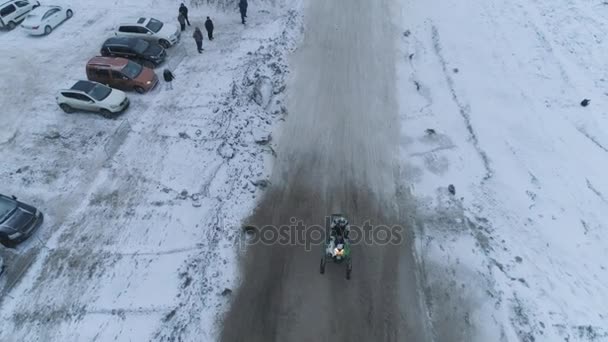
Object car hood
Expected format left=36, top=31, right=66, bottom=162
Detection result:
left=101, top=88, right=127, bottom=106
left=159, top=23, right=179, bottom=39
left=144, top=43, right=163, bottom=57
left=135, top=67, right=157, bottom=84
left=0, top=206, right=34, bottom=234
left=22, top=15, right=42, bottom=26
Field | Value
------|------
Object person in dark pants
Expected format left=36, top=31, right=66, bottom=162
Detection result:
left=204, top=16, right=214, bottom=40
left=179, top=3, right=190, bottom=26
left=239, top=0, right=247, bottom=24
left=178, top=13, right=186, bottom=31
left=163, top=69, right=175, bottom=90
left=193, top=27, right=203, bottom=53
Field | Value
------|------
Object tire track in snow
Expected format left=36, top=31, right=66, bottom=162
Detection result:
left=430, top=25, right=493, bottom=182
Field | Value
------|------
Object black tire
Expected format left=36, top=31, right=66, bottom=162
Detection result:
left=320, top=257, right=325, bottom=274
left=100, top=109, right=113, bottom=118
left=134, top=86, right=146, bottom=94
left=66, top=9, right=73, bottom=18
left=44, top=26, right=52, bottom=35
left=159, top=39, right=170, bottom=49
left=59, top=103, right=74, bottom=113
left=142, top=60, right=155, bottom=69
left=7, top=21, right=15, bottom=30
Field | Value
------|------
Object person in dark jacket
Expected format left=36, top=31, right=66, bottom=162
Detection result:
left=193, top=27, right=203, bottom=53
left=178, top=13, right=186, bottom=31
left=239, top=0, right=247, bottom=24
left=163, top=69, right=175, bottom=90
left=204, top=16, right=214, bottom=40
left=179, top=3, right=190, bottom=26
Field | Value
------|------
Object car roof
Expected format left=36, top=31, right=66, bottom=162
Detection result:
left=103, top=36, right=140, bottom=47
left=87, top=56, right=129, bottom=69
left=120, top=17, right=152, bottom=26
left=70, top=80, right=96, bottom=93
left=28, top=5, right=60, bottom=15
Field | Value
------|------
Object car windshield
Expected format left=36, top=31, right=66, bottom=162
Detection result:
left=146, top=18, right=163, bottom=33
left=88, top=84, right=112, bottom=101
left=122, top=61, right=143, bottom=79
left=133, top=39, right=149, bottom=54
left=0, top=197, right=17, bottom=222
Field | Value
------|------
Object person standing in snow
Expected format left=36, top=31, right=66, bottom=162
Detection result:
left=163, top=69, right=175, bottom=90
left=193, top=27, right=204, bottom=53
left=204, top=16, right=214, bottom=40
left=239, top=0, right=248, bottom=24
left=178, top=12, right=186, bottom=31
left=179, top=3, right=190, bottom=26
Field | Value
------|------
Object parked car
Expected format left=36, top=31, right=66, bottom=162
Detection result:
left=86, top=56, right=158, bottom=94
left=100, top=37, right=166, bottom=68
left=115, top=17, right=180, bottom=48
left=0, top=0, right=39, bottom=30
left=0, top=193, right=43, bottom=247
left=20, top=4, right=72, bottom=35
left=56, top=80, right=129, bottom=118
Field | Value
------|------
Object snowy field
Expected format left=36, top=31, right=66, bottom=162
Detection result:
left=0, top=0, right=301, bottom=341
left=1, top=0, right=607, bottom=340
left=397, top=0, right=608, bottom=341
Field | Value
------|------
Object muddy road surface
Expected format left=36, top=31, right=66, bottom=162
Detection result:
left=220, top=0, right=429, bottom=340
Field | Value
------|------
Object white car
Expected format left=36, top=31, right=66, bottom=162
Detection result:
left=57, top=80, right=129, bottom=118
left=115, top=17, right=180, bottom=48
left=0, top=0, right=39, bottom=30
left=21, top=5, right=72, bottom=35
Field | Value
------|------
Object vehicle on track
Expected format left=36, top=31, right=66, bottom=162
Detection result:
left=86, top=56, right=159, bottom=94
left=115, top=17, right=180, bottom=49
left=20, top=5, right=72, bottom=35
left=0, top=0, right=39, bottom=30
left=320, top=213, right=352, bottom=280
left=56, top=80, right=130, bottom=118
left=100, top=36, right=166, bottom=68
left=0, top=193, right=43, bottom=248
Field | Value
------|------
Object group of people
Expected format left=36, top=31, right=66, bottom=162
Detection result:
left=163, top=1, right=250, bottom=89
left=176, top=3, right=215, bottom=54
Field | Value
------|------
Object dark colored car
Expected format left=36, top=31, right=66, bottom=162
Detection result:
left=100, top=37, right=166, bottom=68
left=0, top=193, right=43, bottom=247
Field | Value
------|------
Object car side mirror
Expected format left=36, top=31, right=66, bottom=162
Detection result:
left=11, top=195, right=17, bottom=200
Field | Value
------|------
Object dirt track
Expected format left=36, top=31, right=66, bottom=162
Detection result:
left=219, top=0, right=429, bottom=340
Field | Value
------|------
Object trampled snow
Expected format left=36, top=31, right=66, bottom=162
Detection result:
left=0, top=0, right=301, bottom=341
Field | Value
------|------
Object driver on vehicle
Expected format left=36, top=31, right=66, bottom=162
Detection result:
left=330, top=217, right=350, bottom=245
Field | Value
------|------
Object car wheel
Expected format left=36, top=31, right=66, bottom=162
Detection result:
left=100, top=109, right=114, bottom=118
left=66, top=9, right=73, bottom=18
left=159, top=39, right=170, bottom=49
left=44, top=26, right=52, bottom=35
left=134, top=86, right=146, bottom=94
left=59, top=103, right=74, bottom=113
left=142, top=60, right=155, bottom=69
left=7, top=21, right=15, bottom=30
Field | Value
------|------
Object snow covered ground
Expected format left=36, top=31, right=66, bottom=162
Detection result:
left=0, top=0, right=301, bottom=341
left=397, top=0, right=608, bottom=341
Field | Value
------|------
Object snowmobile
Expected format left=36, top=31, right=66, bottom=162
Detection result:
left=319, top=213, right=352, bottom=280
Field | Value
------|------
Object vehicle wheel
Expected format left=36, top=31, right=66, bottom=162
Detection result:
left=142, top=60, right=155, bottom=69
left=7, top=21, right=15, bottom=30
left=133, top=86, right=146, bottom=94
left=59, top=103, right=74, bottom=113
left=44, top=26, right=52, bottom=35
left=66, top=9, right=73, bottom=18
left=320, top=257, right=326, bottom=274
left=100, top=109, right=113, bottom=118
left=159, top=39, right=170, bottom=49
